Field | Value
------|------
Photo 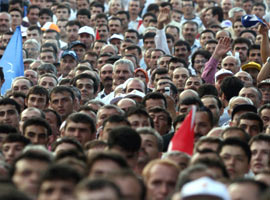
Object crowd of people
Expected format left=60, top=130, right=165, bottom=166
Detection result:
left=1, top=0, right=270, bottom=199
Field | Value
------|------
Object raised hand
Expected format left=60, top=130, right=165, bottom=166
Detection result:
left=157, top=7, right=171, bottom=29
left=213, top=37, right=231, bottom=59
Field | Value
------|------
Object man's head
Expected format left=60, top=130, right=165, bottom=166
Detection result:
left=237, top=112, right=263, bottom=137
left=60, top=50, right=78, bottom=77
left=218, top=138, right=251, bottom=179
left=0, top=12, right=11, bottom=34
left=239, top=86, right=262, bottom=108
left=26, top=86, right=49, bottom=110
left=63, top=112, right=96, bottom=145
left=126, top=107, right=153, bottom=130
left=107, top=126, right=141, bottom=167
left=22, top=117, right=51, bottom=146
left=221, top=56, right=240, bottom=74
left=142, top=92, right=167, bottom=111
left=112, top=59, right=134, bottom=87
left=232, top=37, right=251, bottom=64
left=149, top=107, right=172, bottom=136
left=182, top=21, right=198, bottom=45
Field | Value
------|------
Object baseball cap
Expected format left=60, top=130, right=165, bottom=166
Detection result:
left=78, top=26, right=95, bottom=38
left=215, top=69, right=233, bottom=82
left=41, top=22, right=60, bottom=33
left=109, top=34, right=124, bottom=42
left=258, top=79, right=270, bottom=88
left=61, top=50, right=78, bottom=61
left=181, top=177, right=230, bottom=200
left=69, top=40, right=86, bottom=49
left=241, top=62, right=261, bottom=71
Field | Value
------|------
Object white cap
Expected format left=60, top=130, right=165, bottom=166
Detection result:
left=215, top=68, right=233, bottom=82
left=109, top=34, right=124, bottom=42
left=125, top=89, right=145, bottom=99
left=181, top=177, right=231, bottom=200
left=78, top=26, right=95, bottom=37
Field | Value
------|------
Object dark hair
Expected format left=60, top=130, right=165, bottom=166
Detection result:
left=39, top=164, right=82, bottom=186
left=220, top=76, right=244, bottom=102
left=51, top=137, right=84, bottom=153
left=65, top=20, right=81, bottom=28
left=198, top=84, right=218, bottom=97
left=232, top=37, right=252, bottom=49
left=116, top=11, right=130, bottom=21
left=173, top=114, right=186, bottom=130
left=90, top=1, right=105, bottom=12
left=180, top=96, right=203, bottom=107
left=142, top=92, right=167, bottom=108
left=57, top=3, right=71, bottom=14
left=72, top=73, right=98, bottom=94
left=39, top=8, right=53, bottom=18
left=0, top=98, right=21, bottom=114
left=27, top=25, right=42, bottom=35
left=217, top=138, right=251, bottom=162
left=27, top=5, right=40, bottom=14
left=148, top=107, right=172, bottom=127
left=197, top=106, right=214, bottom=127
left=143, top=32, right=156, bottom=41
left=3, top=134, right=31, bottom=146
left=237, top=112, right=264, bottom=132
left=142, top=12, right=157, bottom=20
left=126, top=29, right=140, bottom=40
left=191, top=50, right=211, bottom=67
left=252, top=2, right=266, bottom=10
left=107, top=126, right=141, bottom=152
left=126, top=107, right=154, bottom=127
left=66, top=113, right=96, bottom=134
left=249, top=133, right=270, bottom=146
left=201, top=94, right=222, bottom=109
left=0, top=124, right=17, bottom=135
left=221, top=126, right=250, bottom=142
left=146, top=3, right=159, bottom=13
left=247, top=44, right=260, bottom=57
left=168, top=57, right=188, bottom=68
left=10, top=150, right=52, bottom=177
left=77, top=8, right=91, bottom=19
left=49, top=86, right=75, bottom=101
left=23, top=117, right=52, bottom=136
left=26, top=86, right=49, bottom=104
left=125, top=45, right=142, bottom=56
left=174, top=40, right=191, bottom=52
left=103, top=115, right=130, bottom=128
left=206, top=6, right=223, bottom=22
left=9, top=8, right=23, bottom=17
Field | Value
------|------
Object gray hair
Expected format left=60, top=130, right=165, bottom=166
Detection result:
left=97, top=104, right=125, bottom=118
left=136, top=127, right=163, bottom=152
left=109, top=0, right=124, bottom=10
left=222, top=55, right=241, bottom=68
left=23, top=39, right=41, bottom=51
left=228, top=7, right=246, bottom=18
left=37, top=63, right=57, bottom=75
left=113, top=58, right=134, bottom=74
left=23, top=144, right=54, bottom=160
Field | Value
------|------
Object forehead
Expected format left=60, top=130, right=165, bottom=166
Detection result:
left=21, top=109, right=41, bottom=118
left=51, top=91, right=71, bottom=99
left=66, top=121, right=91, bottom=129
left=0, top=104, right=17, bottom=111
left=13, top=79, right=30, bottom=86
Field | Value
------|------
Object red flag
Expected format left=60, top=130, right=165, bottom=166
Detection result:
left=96, top=29, right=100, bottom=40
left=168, top=106, right=196, bottom=156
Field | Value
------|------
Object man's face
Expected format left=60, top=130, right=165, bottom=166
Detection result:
left=112, top=63, right=133, bottom=86
left=184, top=76, right=201, bottom=91
left=100, top=64, right=113, bottom=87
left=233, top=43, right=249, bottom=63
left=27, top=94, right=47, bottom=110
left=202, top=97, right=220, bottom=126
left=172, top=67, right=189, bottom=91
left=174, top=45, right=190, bottom=60
left=76, top=78, right=95, bottom=102
left=235, top=71, right=253, bottom=86
left=2, top=142, right=25, bottom=164
left=128, top=114, right=151, bottom=130
left=72, top=45, right=86, bottom=61
left=193, top=54, right=208, bottom=74
left=25, top=70, right=38, bottom=85
left=146, top=164, right=178, bottom=200
left=77, top=14, right=90, bottom=26
left=259, top=85, right=270, bottom=103
left=125, top=32, right=138, bottom=44
left=39, top=14, right=52, bottom=26
left=13, top=159, right=49, bottom=197
left=24, top=125, right=48, bottom=145
left=0, top=13, right=11, bottom=33
left=24, top=43, right=39, bottom=59
left=239, top=87, right=260, bottom=108
left=128, top=0, right=140, bottom=15
left=149, top=111, right=170, bottom=135
left=150, top=50, right=164, bottom=70
left=126, top=80, right=145, bottom=93
left=250, top=141, right=270, bottom=175
left=238, top=118, right=261, bottom=137
left=205, top=42, right=217, bottom=54
left=145, top=99, right=166, bottom=111
left=233, top=21, right=245, bottom=37
left=40, top=51, right=56, bottom=64
left=108, top=19, right=121, bottom=35
left=60, top=55, right=77, bottom=77
left=10, top=10, right=22, bottom=27
left=194, top=111, right=212, bottom=142
left=182, top=0, right=194, bottom=15
left=200, top=32, right=214, bottom=47
left=260, top=108, right=270, bottom=130
left=27, top=8, right=40, bottom=25
left=27, top=29, right=40, bottom=43
left=248, top=49, right=262, bottom=65
left=222, top=57, right=238, bottom=74
left=77, top=0, right=90, bottom=10
left=97, top=25, right=109, bottom=41
left=222, top=0, right=233, bottom=13
left=96, top=17, right=107, bottom=27
left=0, top=104, right=19, bottom=129
left=97, top=108, right=119, bottom=128
left=117, top=13, right=129, bottom=28
left=20, top=109, right=42, bottom=132
left=38, top=180, right=76, bottom=200
left=79, top=33, right=93, bottom=49
left=139, top=134, right=160, bottom=164
left=220, top=145, right=249, bottom=179
left=144, top=38, right=155, bottom=50
left=56, top=8, right=69, bottom=20
left=64, top=121, right=94, bottom=145
left=49, top=91, right=74, bottom=120
left=252, top=5, right=265, bottom=18
left=182, top=23, right=197, bottom=44
left=39, top=77, right=57, bottom=90
left=66, top=25, right=79, bottom=42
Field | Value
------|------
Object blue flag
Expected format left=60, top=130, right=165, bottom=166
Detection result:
left=0, top=26, right=24, bottom=95
left=241, top=14, right=266, bottom=28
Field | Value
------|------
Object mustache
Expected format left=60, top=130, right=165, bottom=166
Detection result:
left=104, top=77, right=113, bottom=81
